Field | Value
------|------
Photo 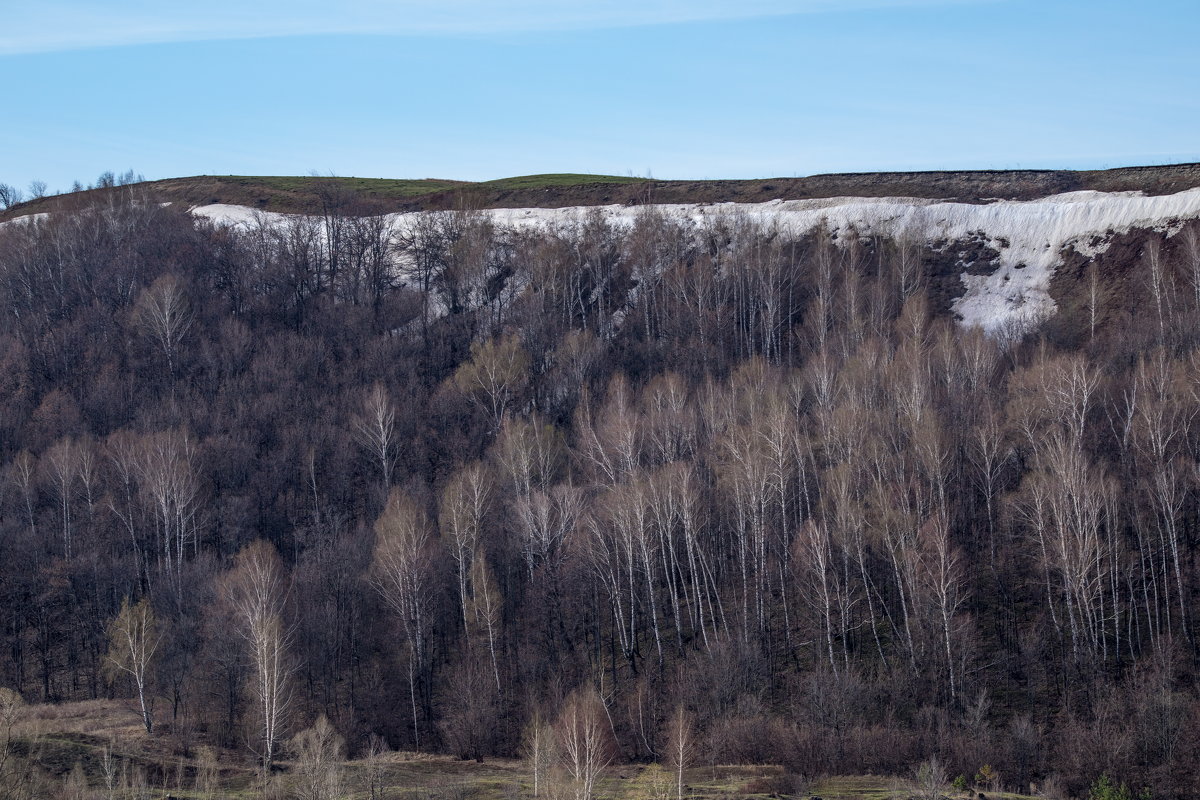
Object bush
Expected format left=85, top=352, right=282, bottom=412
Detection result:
left=1088, top=774, right=1152, bottom=800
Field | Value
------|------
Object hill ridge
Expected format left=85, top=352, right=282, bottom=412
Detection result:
left=5, top=163, right=1200, bottom=221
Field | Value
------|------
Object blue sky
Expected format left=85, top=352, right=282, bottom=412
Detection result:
left=3, top=0, right=1198, bottom=192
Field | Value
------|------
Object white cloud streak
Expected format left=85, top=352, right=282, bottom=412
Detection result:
left=2, top=0, right=986, bottom=55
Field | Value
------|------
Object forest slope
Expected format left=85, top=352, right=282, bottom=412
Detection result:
left=3, top=173, right=1200, bottom=800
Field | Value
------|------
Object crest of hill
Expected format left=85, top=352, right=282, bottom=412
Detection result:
left=6, top=163, right=1200, bottom=220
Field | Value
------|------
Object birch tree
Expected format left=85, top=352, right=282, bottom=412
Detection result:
left=354, top=383, right=399, bottom=493
left=290, top=714, right=344, bottom=800
left=43, top=438, right=78, bottom=558
left=104, top=597, right=160, bottom=734
left=556, top=688, right=613, bottom=800
left=454, top=335, right=530, bottom=432
left=137, top=429, right=202, bottom=592
left=223, top=540, right=293, bottom=773
left=440, top=462, right=493, bottom=631
left=469, top=553, right=503, bottom=692
left=134, top=273, right=192, bottom=380
left=521, top=709, right=556, bottom=799
left=370, top=489, right=431, bottom=748
left=664, top=705, right=696, bottom=800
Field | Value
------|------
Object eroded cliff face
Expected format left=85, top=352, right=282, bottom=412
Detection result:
left=185, top=187, right=1200, bottom=335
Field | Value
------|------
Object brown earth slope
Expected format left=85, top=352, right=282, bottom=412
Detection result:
left=5, top=163, right=1200, bottom=221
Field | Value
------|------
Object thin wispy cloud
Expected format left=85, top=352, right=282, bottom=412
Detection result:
left=2, top=0, right=987, bottom=55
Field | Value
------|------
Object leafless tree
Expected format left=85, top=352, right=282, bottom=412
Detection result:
left=8, top=450, right=38, bottom=537
left=223, top=540, right=293, bottom=773
left=364, top=734, right=391, bottom=800
left=134, top=274, right=192, bottom=379
left=1144, top=239, right=1169, bottom=342
left=314, top=177, right=354, bottom=292
left=522, top=709, right=557, bottom=799
left=893, top=232, right=925, bottom=300
left=575, top=374, right=642, bottom=485
left=43, top=438, right=79, bottom=557
left=104, top=597, right=161, bottom=733
left=354, top=383, right=399, bottom=493
left=795, top=519, right=844, bottom=674
left=290, top=714, right=345, bottom=800
left=914, top=756, right=947, bottom=800
left=1181, top=223, right=1200, bottom=316
left=493, top=415, right=565, bottom=498
left=513, top=484, right=583, bottom=580
left=454, top=335, right=531, bottom=432
left=1021, top=436, right=1109, bottom=663
left=137, top=429, right=202, bottom=591
left=0, top=183, right=23, bottom=209
left=343, top=210, right=396, bottom=308
left=370, top=489, right=432, bottom=748
left=1087, top=261, right=1101, bottom=342
left=556, top=688, right=614, bottom=800
left=469, top=553, right=503, bottom=692
left=919, top=514, right=966, bottom=701
left=664, top=705, right=696, bottom=800
left=440, top=462, right=493, bottom=631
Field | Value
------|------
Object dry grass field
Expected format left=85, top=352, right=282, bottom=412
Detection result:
left=0, top=699, right=1047, bottom=800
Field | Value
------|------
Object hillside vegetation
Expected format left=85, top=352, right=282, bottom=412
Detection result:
left=4, top=163, right=1200, bottom=220
left=2, top=182, right=1200, bottom=799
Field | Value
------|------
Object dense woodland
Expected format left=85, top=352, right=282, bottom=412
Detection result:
left=3, top=184, right=1200, bottom=798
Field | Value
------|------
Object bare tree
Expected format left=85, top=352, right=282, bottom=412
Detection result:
left=0, top=183, right=23, bottom=209
left=364, top=734, right=391, bottom=800
left=513, top=484, right=583, bottom=580
left=664, top=705, right=696, bottom=800
left=1181, top=223, right=1200, bottom=316
left=914, top=756, right=947, bottom=800
left=134, top=274, right=192, bottom=379
left=137, top=429, right=202, bottom=592
left=454, top=335, right=531, bottom=432
left=314, top=177, right=354, bottom=293
left=469, top=553, right=503, bottom=692
left=1019, top=437, right=1109, bottom=663
left=522, top=709, right=557, bottom=799
left=8, top=450, right=38, bottom=537
left=43, top=438, right=79, bottom=558
left=556, top=688, right=614, bottom=800
left=1086, top=261, right=1101, bottom=342
left=920, top=515, right=966, bottom=702
left=493, top=415, right=565, bottom=497
left=105, top=431, right=147, bottom=585
left=893, top=232, right=925, bottom=300
left=0, top=688, right=38, bottom=799
left=794, top=519, right=843, bottom=674
left=370, top=489, right=431, bottom=749
left=396, top=209, right=450, bottom=341
left=440, top=462, right=493, bottom=631
left=353, top=383, right=399, bottom=492
left=104, top=597, right=161, bottom=733
left=290, top=714, right=345, bottom=800
left=222, top=540, right=293, bottom=773
left=1144, top=239, right=1169, bottom=342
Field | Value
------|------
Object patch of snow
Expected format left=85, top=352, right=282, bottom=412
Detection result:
left=152, top=190, right=1200, bottom=333
left=0, top=211, right=50, bottom=230
left=191, top=204, right=291, bottom=227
